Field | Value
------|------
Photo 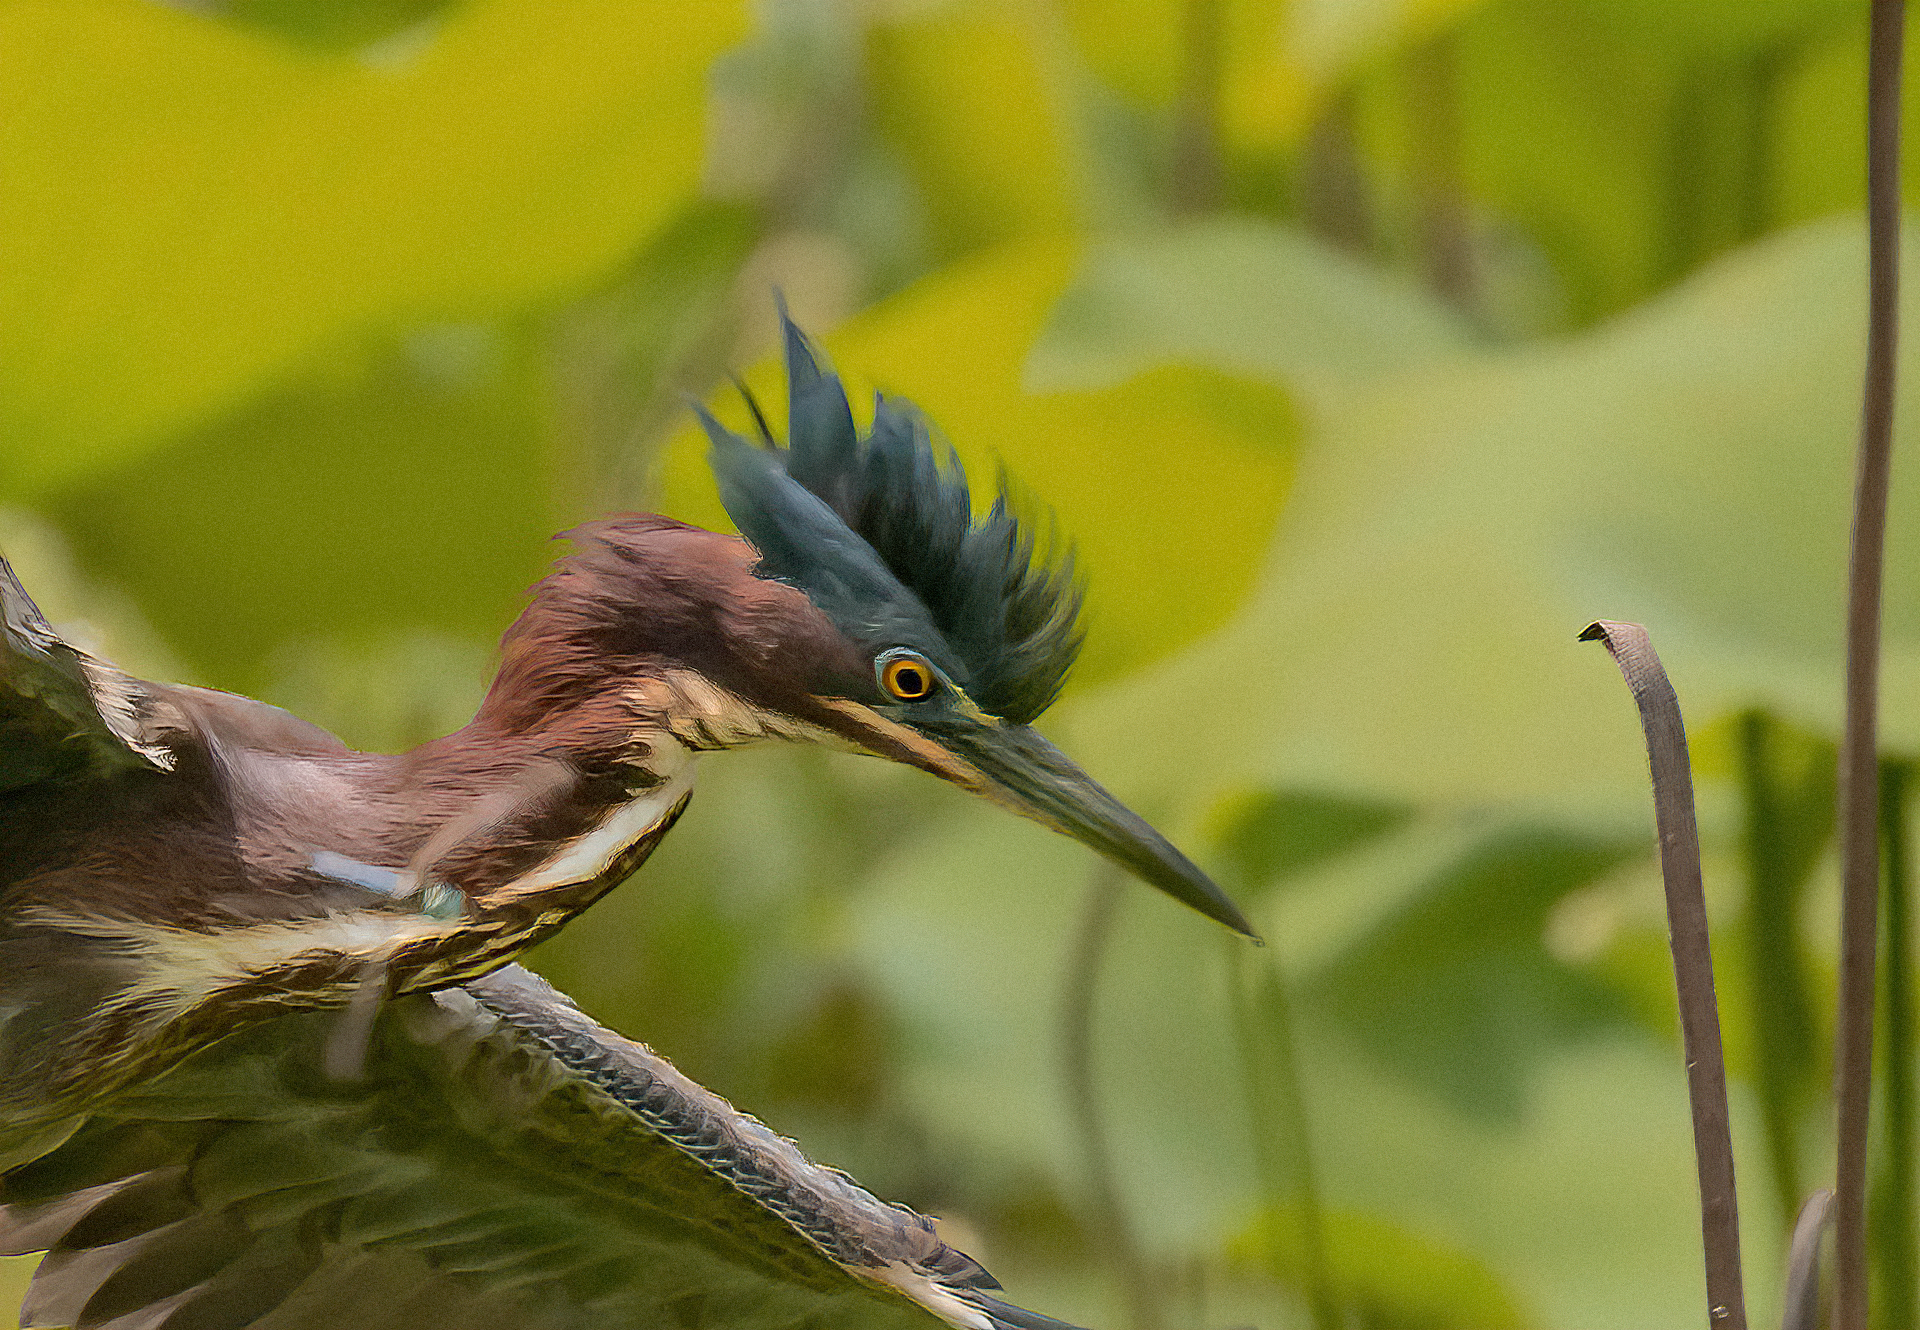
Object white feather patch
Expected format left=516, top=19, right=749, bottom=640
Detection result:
left=868, top=1263, right=994, bottom=1330
left=506, top=748, right=698, bottom=893
left=21, top=905, right=460, bottom=1041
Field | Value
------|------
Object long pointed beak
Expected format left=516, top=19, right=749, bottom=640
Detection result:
left=930, top=720, right=1258, bottom=938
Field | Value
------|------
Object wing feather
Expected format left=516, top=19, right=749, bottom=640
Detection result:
left=0, top=966, right=1086, bottom=1330
left=0, top=554, right=174, bottom=791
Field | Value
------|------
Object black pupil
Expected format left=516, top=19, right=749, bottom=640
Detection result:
left=894, top=666, right=926, bottom=696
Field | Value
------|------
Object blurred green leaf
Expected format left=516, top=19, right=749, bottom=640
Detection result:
left=555, top=199, right=764, bottom=512
left=1774, top=14, right=1920, bottom=231
left=1595, top=0, right=1855, bottom=51
left=1231, top=1204, right=1532, bottom=1330
left=1068, top=217, right=1920, bottom=827
left=866, top=9, right=1078, bottom=261
left=1585, top=924, right=1682, bottom=1053
left=0, top=1255, right=33, bottom=1330
left=1229, top=947, right=1340, bottom=1328
left=0, top=0, right=743, bottom=493
left=1029, top=217, right=1473, bottom=397
left=1875, top=757, right=1919, bottom=1330
left=1308, top=826, right=1642, bottom=1119
left=1210, top=787, right=1414, bottom=898
left=49, top=321, right=557, bottom=693
left=757, top=973, right=898, bottom=1117
left=1730, top=708, right=1832, bottom=1224
left=225, top=0, right=456, bottom=51
left=853, top=789, right=1746, bottom=1324
left=264, top=629, right=490, bottom=753
left=0, top=508, right=191, bottom=685
left=40, top=196, right=761, bottom=699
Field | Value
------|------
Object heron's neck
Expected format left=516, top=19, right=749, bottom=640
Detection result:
left=401, top=697, right=699, bottom=901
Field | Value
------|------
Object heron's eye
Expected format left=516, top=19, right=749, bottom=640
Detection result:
left=878, top=652, right=937, bottom=702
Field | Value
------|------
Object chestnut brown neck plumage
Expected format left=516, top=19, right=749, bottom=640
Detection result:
left=0, top=517, right=871, bottom=1124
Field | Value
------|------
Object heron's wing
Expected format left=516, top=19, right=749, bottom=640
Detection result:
left=0, top=966, right=1085, bottom=1330
left=0, top=554, right=173, bottom=791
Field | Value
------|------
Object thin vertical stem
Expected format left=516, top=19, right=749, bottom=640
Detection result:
left=1230, top=941, right=1338, bottom=1330
left=1876, top=759, right=1916, bottom=1330
left=1406, top=32, right=1476, bottom=318
left=1737, top=711, right=1818, bottom=1229
left=1737, top=42, right=1790, bottom=246
left=1061, top=870, right=1164, bottom=1330
left=1664, top=58, right=1712, bottom=287
left=1169, top=0, right=1223, bottom=215
left=1299, top=86, right=1375, bottom=255
left=1582, top=620, right=1745, bottom=1329
left=1782, top=1189, right=1836, bottom=1330
left=1833, top=5, right=1905, bottom=1327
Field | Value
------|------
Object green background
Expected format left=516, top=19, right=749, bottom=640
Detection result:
left=5, top=0, right=1919, bottom=1326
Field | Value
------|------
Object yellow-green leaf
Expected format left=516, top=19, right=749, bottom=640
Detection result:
left=0, top=1254, right=34, bottom=1330
left=865, top=7, right=1079, bottom=259
left=1231, top=1204, right=1533, bottom=1329
left=0, top=0, right=744, bottom=494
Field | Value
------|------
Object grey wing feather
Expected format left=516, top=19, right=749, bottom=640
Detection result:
left=0, top=554, right=174, bottom=791
left=0, top=966, right=1087, bottom=1330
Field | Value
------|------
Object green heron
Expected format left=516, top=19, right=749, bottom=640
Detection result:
left=0, top=316, right=1251, bottom=1330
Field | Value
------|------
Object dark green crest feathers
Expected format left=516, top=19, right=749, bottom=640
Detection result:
left=697, top=313, right=1083, bottom=726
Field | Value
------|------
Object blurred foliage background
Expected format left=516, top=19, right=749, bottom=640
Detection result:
left=8, top=0, right=1920, bottom=1326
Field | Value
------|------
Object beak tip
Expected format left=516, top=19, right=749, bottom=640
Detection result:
left=935, top=721, right=1263, bottom=941
left=1163, top=869, right=1259, bottom=939
left=1209, top=898, right=1261, bottom=942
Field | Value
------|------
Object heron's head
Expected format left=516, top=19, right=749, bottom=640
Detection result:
left=491, top=315, right=1252, bottom=937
